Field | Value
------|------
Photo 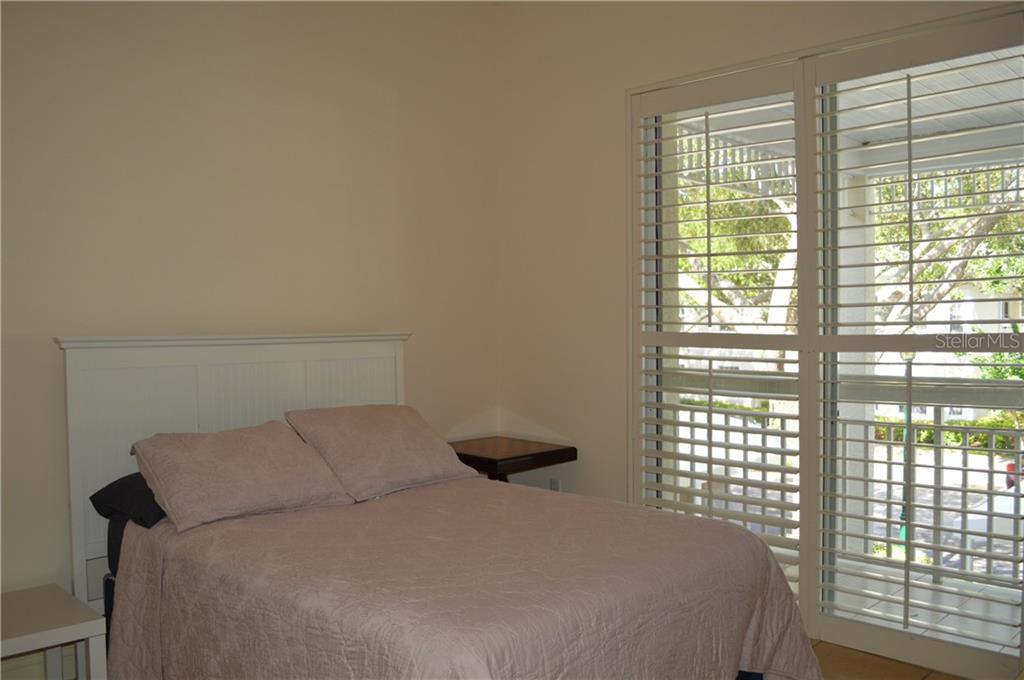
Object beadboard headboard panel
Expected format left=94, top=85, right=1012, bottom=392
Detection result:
left=56, top=333, right=410, bottom=611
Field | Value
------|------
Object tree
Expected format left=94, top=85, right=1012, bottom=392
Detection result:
left=871, top=168, right=1023, bottom=328
left=654, top=144, right=1022, bottom=338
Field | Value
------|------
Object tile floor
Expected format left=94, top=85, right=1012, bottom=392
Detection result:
left=812, top=640, right=964, bottom=680
left=821, top=564, right=1021, bottom=656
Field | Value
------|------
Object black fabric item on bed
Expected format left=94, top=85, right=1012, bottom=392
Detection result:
left=91, top=471, right=165, bottom=575
left=107, top=517, right=127, bottom=574
left=104, top=573, right=116, bottom=649
left=90, top=471, right=166, bottom=528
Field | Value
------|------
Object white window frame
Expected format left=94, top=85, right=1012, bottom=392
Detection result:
left=627, top=8, right=1024, bottom=679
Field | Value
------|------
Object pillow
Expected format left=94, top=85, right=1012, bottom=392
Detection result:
left=133, top=420, right=353, bottom=531
left=285, top=405, right=477, bottom=501
left=90, top=472, right=166, bottom=528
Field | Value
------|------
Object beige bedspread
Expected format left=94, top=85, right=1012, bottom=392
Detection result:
left=109, top=478, right=821, bottom=680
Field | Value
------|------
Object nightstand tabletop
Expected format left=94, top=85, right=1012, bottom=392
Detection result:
left=2, top=584, right=104, bottom=657
left=450, top=436, right=577, bottom=481
left=450, top=436, right=572, bottom=460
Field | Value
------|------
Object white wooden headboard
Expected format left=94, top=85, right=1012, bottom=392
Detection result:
left=56, top=333, right=410, bottom=611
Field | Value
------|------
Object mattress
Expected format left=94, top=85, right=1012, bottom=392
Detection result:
left=109, top=477, right=821, bottom=680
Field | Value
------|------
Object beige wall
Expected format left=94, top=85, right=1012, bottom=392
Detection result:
left=2, top=2, right=996, bottom=593
left=1, top=2, right=500, bottom=591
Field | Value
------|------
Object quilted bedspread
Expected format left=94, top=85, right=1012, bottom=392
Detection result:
left=109, top=477, right=821, bottom=680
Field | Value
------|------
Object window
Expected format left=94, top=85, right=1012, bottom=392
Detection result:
left=818, top=37, right=1023, bottom=662
left=950, top=302, right=963, bottom=333
left=631, top=11, right=1023, bottom=676
left=639, top=90, right=798, bottom=335
left=635, top=67, right=803, bottom=591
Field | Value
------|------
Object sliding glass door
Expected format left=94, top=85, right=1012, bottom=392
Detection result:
left=635, top=71, right=803, bottom=590
left=814, top=30, right=1024, bottom=672
left=630, top=10, right=1023, bottom=678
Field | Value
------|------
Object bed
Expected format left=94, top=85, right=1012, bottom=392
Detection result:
left=58, top=334, right=821, bottom=680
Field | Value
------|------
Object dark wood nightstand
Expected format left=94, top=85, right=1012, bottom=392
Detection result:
left=449, top=436, right=577, bottom=482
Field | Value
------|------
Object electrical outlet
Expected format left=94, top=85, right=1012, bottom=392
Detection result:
left=548, top=478, right=561, bottom=492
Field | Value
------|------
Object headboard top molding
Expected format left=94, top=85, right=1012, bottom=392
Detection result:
left=59, top=332, right=410, bottom=611
left=55, top=332, right=411, bottom=350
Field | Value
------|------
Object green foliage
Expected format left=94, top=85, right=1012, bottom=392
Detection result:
left=871, top=167, right=1023, bottom=325
left=963, top=322, right=1023, bottom=432
left=659, top=157, right=1021, bottom=334
left=670, top=184, right=794, bottom=323
left=676, top=396, right=771, bottom=415
left=970, top=410, right=1021, bottom=439
left=871, top=542, right=933, bottom=565
left=659, top=154, right=1022, bottom=429
left=966, top=323, right=1024, bottom=382
left=872, top=412, right=1019, bottom=453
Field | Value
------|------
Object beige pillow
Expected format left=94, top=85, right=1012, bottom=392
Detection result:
left=134, top=420, right=353, bottom=531
left=285, top=405, right=477, bottom=501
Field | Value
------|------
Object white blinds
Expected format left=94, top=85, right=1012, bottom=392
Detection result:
left=639, top=348, right=801, bottom=584
left=631, top=11, right=1024, bottom=674
left=637, top=85, right=802, bottom=589
left=818, top=46, right=1024, bottom=335
left=816, top=43, right=1024, bottom=657
left=820, top=352, right=1022, bottom=651
left=639, top=92, right=797, bottom=335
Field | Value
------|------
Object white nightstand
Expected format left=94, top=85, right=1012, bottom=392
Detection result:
left=1, top=585, right=106, bottom=680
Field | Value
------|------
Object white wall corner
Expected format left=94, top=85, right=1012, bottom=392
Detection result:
left=444, top=405, right=572, bottom=445
left=444, top=405, right=502, bottom=441
left=494, top=405, right=572, bottom=445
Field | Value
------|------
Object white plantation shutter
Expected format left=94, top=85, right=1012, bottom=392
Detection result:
left=819, top=352, right=1023, bottom=650
left=633, top=66, right=802, bottom=590
left=630, top=10, right=1024, bottom=677
left=638, top=90, right=798, bottom=334
left=817, top=46, right=1024, bottom=336
left=639, top=348, right=801, bottom=585
left=816, top=37, right=1024, bottom=660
